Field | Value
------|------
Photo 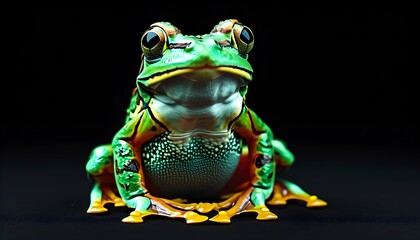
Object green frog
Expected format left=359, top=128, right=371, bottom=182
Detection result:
left=85, top=19, right=327, bottom=224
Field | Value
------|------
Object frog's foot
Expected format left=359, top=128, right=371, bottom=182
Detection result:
left=267, top=179, right=327, bottom=208
left=122, top=210, right=208, bottom=224
left=87, top=200, right=109, bottom=214
left=162, top=198, right=215, bottom=214
left=122, top=195, right=209, bottom=224
left=87, top=184, right=125, bottom=214
left=87, top=197, right=125, bottom=213
left=121, top=210, right=156, bottom=223
left=209, top=187, right=278, bottom=224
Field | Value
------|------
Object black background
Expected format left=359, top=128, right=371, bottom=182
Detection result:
left=2, top=3, right=419, bottom=240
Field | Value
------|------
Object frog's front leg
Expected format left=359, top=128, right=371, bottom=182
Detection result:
left=86, top=145, right=125, bottom=214
left=113, top=110, right=208, bottom=224
left=210, top=108, right=278, bottom=223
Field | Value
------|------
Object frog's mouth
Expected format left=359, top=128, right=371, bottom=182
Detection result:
left=138, top=66, right=252, bottom=87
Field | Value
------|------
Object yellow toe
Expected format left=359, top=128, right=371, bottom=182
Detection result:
left=114, top=198, right=126, bottom=207
left=184, top=211, right=208, bottom=224
left=209, top=211, right=231, bottom=224
left=306, top=196, right=328, bottom=208
left=122, top=211, right=156, bottom=223
left=122, top=215, right=144, bottom=223
left=87, top=205, right=108, bottom=214
left=256, top=208, right=278, bottom=220
left=197, top=202, right=214, bottom=213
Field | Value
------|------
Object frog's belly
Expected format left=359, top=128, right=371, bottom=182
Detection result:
left=141, top=132, right=242, bottom=199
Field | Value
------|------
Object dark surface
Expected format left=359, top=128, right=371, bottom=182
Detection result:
left=1, top=135, right=419, bottom=240
left=2, top=3, right=419, bottom=240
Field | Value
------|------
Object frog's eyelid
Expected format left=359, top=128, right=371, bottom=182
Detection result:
left=211, top=19, right=238, bottom=33
left=150, top=22, right=181, bottom=36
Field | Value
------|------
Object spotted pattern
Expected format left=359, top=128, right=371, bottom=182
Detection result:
left=142, top=132, right=242, bottom=199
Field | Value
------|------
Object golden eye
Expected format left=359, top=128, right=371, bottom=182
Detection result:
left=231, top=23, right=254, bottom=57
left=140, top=27, right=167, bottom=60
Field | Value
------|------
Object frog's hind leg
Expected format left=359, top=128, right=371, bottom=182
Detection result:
left=267, top=139, right=327, bottom=208
left=86, top=144, right=125, bottom=214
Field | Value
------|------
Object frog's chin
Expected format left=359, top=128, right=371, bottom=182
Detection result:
left=151, top=70, right=245, bottom=108
left=141, top=66, right=251, bottom=86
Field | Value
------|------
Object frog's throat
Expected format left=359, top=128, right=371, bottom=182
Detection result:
left=138, top=66, right=251, bottom=87
left=167, top=130, right=232, bottom=145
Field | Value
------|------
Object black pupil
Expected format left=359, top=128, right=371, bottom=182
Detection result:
left=142, top=32, right=160, bottom=48
left=240, top=27, right=253, bottom=44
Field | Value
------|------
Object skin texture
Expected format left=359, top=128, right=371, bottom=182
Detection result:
left=85, top=19, right=327, bottom=224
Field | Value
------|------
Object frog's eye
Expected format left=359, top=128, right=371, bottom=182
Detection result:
left=231, top=23, right=254, bottom=57
left=141, top=27, right=168, bottom=60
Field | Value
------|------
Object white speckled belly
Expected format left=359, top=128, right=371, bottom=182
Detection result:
left=142, top=132, right=242, bottom=199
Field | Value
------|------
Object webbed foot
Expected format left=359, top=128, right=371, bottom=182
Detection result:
left=209, top=187, right=278, bottom=223
left=121, top=194, right=209, bottom=224
left=160, top=198, right=215, bottom=214
left=122, top=210, right=156, bottom=223
left=210, top=207, right=278, bottom=224
left=87, top=183, right=125, bottom=214
left=87, top=200, right=109, bottom=214
left=267, top=179, right=327, bottom=207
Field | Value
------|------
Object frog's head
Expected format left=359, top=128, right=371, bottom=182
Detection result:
left=136, top=19, right=254, bottom=104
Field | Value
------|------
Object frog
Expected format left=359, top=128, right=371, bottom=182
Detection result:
left=85, top=19, right=327, bottom=224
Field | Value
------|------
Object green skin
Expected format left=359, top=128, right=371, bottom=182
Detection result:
left=86, top=19, right=326, bottom=223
